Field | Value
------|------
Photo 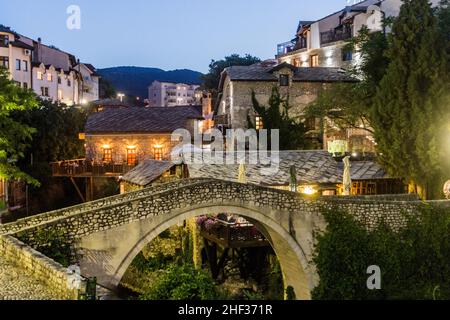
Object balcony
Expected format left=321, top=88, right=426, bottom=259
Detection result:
left=293, top=37, right=307, bottom=51
left=198, top=217, right=269, bottom=248
left=51, top=159, right=136, bottom=177
left=320, top=27, right=352, bottom=45
left=276, top=41, right=296, bottom=56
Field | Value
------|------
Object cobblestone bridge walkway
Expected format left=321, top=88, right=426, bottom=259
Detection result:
left=0, top=255, right=58, bottom=300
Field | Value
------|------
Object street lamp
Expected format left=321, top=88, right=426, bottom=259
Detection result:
left=117, top=93, right=125, bottom=102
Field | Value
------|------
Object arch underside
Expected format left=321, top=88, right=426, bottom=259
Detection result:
left=77, top=203, right=315, bottom=300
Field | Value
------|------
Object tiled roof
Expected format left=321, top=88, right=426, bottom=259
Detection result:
left=85, top=105, right=203, bottom=133
left=83, top=63, right=100, bottom=76
left=121, top=160, right=175, bottom=186
left=10, top=40, right=34, bottom=50
left=0, top=25, right=16, bottom=34
left=120, top=151, right=392, bottom=187
left=188, top=151, right=390, bottom=186
left=224, top=64, right=356, bottom=83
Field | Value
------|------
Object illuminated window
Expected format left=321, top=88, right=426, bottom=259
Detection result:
left=153, top=145, right=163, bottom=161
left=37, top=71, right=43, bottom=80
left=47, top=73, right=53, bottom=82
left=310, top=55, right=319, bottom=67
left=255, top=116, right=263, bottom=130
left=127, top=148, right=137, bottom=165
left=293, top=58, right=301, bottom=67
left=103, top=148, right=112, bottom=163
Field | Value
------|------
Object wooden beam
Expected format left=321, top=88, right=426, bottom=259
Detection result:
left=70, top=177, right=86, bottom=203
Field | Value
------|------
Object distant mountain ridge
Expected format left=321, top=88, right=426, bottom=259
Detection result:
left=98, top=66, right=204, bottom=99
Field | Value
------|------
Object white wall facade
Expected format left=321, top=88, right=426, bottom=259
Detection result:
left=148, top=81, right=200, bottom=107
left=1, top=28, right=99, bottom=106
left=277, top=0, right=442, bottom=69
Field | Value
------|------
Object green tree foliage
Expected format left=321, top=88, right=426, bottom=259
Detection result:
left=373, top=0, right=450, bottom=199
left=99, top=77, right=116, bottom=99
left=29, top=227, right=73, bottom=267
left=249, top=87, right=311, bottom=150
left=10, top=99, right=87, bottom=214
left=313, top=205, right=450, bottom=300
left=305, top=26, right=389, bottom=135
left=0, top=68, right=39, bottom=185
left=202, top=54, right=261, bottom=99
left=139, top=264, right=221, bottom=300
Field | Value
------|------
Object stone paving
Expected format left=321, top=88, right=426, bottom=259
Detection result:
left=0, top=255, right=59, bottom=300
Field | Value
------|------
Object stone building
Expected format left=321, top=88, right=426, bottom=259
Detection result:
left=84, top=105, right=205, bottom=164
left=214, top=61, right=356, bottom=140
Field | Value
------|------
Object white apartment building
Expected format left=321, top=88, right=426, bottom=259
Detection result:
left=276, top=0, right=440, bottom=68
left=148, top=81, right=201, bottom=107
left=0, top=25, right=99, bottom=106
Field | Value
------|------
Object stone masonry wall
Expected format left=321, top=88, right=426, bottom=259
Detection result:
left=85, top=133, right=178, bottom=163
left=219, top=78, right=324, bottom=129
left=0, top=235, right=85, bottom=300
left=11, top=180, right=423, bottom=247
left=0, top=178, right=210, bottom=236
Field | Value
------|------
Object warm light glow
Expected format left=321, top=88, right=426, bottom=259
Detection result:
left=153, top=144, right=163, bottom=161
left=102, top=144, right=111, bottom=149
left=302, top=186, right=317, bottom=195
left=117, top=93, right=125, bottom=102
left=78, top=133, right=85, bottom=140
left=81, top=99, right=87, bottom=105
left=127, top=145, right=136, bottom=149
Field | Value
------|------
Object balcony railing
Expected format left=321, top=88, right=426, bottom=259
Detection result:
left=277, top=41, right=296, bottom=56
left=199, top=218, right=269, bottom=248
left=320, top=27, right=352, bottom=45
left=51, top=159, right=136, bottom=177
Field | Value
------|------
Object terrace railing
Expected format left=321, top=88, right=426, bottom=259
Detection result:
left=320, top=27, right=352, bottom=45
left=51, top=159, right=136, bottom=177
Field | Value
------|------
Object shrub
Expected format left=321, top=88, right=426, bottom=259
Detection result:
left=312, top=205, right=450, bottom=300
left=139, top=264, right=221, bottom=300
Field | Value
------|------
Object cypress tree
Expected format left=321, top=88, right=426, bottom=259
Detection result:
left=373, top=0, right=450, bottom=199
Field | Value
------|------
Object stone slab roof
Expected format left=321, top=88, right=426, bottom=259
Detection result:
left=120, top=151, right=391, bottom=187
left=85, top=105, right=203, bottom=134
left=121, top=160, right=175, bottom=186
left=224, top=65, right=356, bottom=83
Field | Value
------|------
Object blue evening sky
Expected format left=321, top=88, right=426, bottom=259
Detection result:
left=1, top=0, right=347, bottom=73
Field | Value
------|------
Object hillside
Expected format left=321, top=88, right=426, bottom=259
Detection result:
left=97, top=66, right=204, bottom=99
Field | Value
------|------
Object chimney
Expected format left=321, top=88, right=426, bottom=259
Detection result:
left=202, top=91, right=212, bottom=116
left=37, top=37, right=41, bottom=43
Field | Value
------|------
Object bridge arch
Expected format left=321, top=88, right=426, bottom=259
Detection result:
left=111, top=204, right=314, bottom=300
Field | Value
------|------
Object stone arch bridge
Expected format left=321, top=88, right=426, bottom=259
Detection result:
left=0, top=178, right=424, bottom=300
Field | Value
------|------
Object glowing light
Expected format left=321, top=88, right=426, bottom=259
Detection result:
left=117, top=93, right=125, bottom=102
left=102, top=144, right=111, bottom=149
left=127, top=145, right=136, bottom=150
left=302, top=186, right=317, bottom=195
left=352, top=152, right=358, bottom=158
left=81, top=99, right=87, bottom=105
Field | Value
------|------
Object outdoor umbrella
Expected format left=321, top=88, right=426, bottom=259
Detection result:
left=289, top=165, right=297, bottom=192
left=238, top=162, right=247, bottom=184
left=342, top=156, right=352, bottom=196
